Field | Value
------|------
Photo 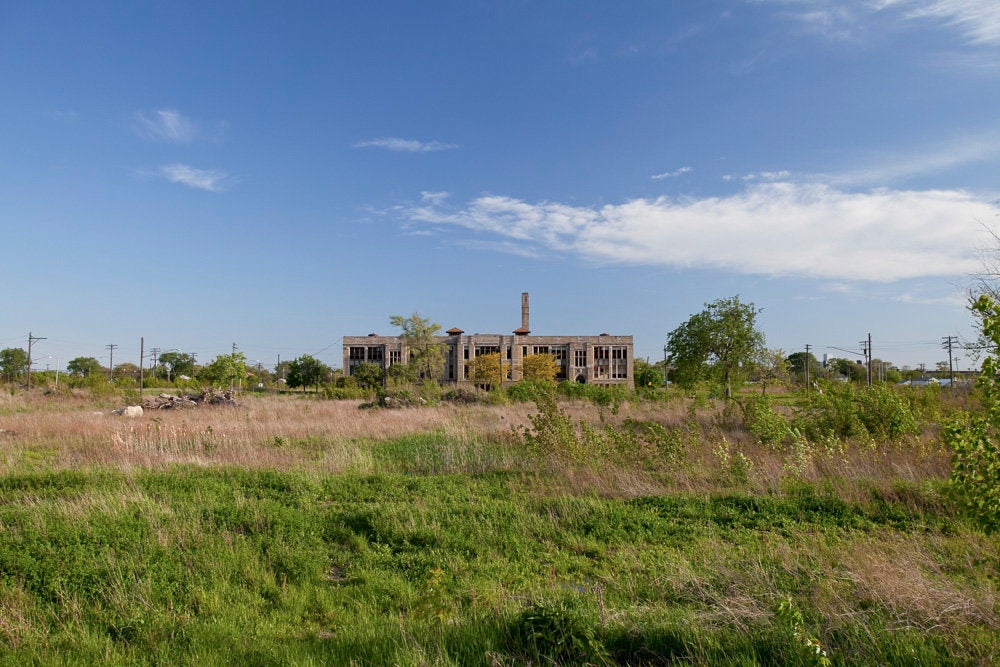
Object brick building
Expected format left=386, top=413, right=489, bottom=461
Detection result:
left=343, top=293, right=634, bottom=386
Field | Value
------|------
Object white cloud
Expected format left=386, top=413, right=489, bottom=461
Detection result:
left=157, top=164, right=231, bottom=192
left=743, top=170, right=792, bottom=181
left=403, top=183, right=997, bottom=282
left=353, top=137, right=458, bottom=153
left=420, top=191, right=451, bottom=205
left=770, top=1, right=1000, bottom=47
left=886, top=0, right=1000, bottom=45
left=823, top=130, right=1000, bottom=185
left=133, top=109, right=196, bottom=143
left=651, top=166, right=693, bottom=180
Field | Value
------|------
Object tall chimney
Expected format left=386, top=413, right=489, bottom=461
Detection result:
left=521, top=292, right=530, bottom=331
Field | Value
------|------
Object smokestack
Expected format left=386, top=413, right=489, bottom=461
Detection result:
left=514, top=292, right=531, bottom=335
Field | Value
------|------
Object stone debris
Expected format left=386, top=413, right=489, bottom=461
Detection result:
left=141, top=389, right=238, bottom=410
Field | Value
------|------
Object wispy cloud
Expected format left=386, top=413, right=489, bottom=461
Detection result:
left=651, top=166, right=693, bottom=180
left=886, top=0, right=1000, bottom=45
left=133, top=109, right=196, bottom=143
left=157, top=164, right=231, bottom=192
left=403, top=183, right=997, bottom=281
left=353, top=137, right=458, bottom=153
left=822, top=129, right=1000, bottom=186
left=743, top=170, right=792, bottom=181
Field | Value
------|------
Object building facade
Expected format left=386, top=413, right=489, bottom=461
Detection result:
left=343, top=293, right=634, bottom=386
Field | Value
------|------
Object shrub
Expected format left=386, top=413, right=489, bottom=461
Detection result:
left=945, top=294, right=1000, bottom=534
left=740, top=393, right=791, bottom=448
left=855, top=384, right=919, bottom=440
left=506, top=599, right=609, bottom=666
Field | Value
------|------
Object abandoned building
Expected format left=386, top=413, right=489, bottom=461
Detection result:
left=342, top=293, right=634, bottom=385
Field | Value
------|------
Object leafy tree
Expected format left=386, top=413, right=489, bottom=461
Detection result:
left=66, top=356, right=103, bottom=377
left=114, top=362, right=140, bottom=378
left=787, top=351, right=823, bottom=386
left=752, top=348, right=791, bottom=394
left=390, top=312, right=445, bottom=382
left=520, top=354, right=558, bottom=383
left=0, top=347, right=30, bottom=382
left=159, top=352, right=197, bottom=381
left=633, top=358, right=662, bottom=389
left=468, top=352, right=509, bottom=390
left=827, top=357, right=866, bottom=383
left=351, top=361, right=384, bottom=391
left=945, top=294, right=1000, bottom=534
left=665, top=296, right=765, bottom=399
left=199, top=352, right=247, bottom=390
left=287, top=354, right=331, bottom=393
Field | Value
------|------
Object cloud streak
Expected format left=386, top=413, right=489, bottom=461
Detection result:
left=404, top=183, right=997, bottom=282
left=133, top=109, right=196, bottom=143
left=354, top=137, right=459, bottom=153
left=157, top=164, right=231, bottom=192
left=889, top=0, right=1000, bottom=45
left=651, top=166, right=693, bottom=180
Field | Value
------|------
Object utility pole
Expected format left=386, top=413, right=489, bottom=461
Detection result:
left=27, top=332, right=46, bottom=392
left=868, top=333, right=873, bottom=387
left=804, top=343, right=812, bottom=391
left=149, top=347, right=160, bottom=381
left=232, top=342, right=239, bottom=392
left=942, top=335, right=958, bottom=391
left=859, top=335, right=872, bottom=387
left=139, top=337, right=145, bottom=400
left=106, top=344, right=118, bottom=381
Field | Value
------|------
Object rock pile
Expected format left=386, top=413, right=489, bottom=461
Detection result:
left=141, top=389, right=238, bottom=410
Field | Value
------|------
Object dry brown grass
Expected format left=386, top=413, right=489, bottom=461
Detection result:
left=0, top=391, right=954, bottom=503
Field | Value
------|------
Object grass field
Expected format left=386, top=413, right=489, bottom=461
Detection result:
left=0, top=389, right=996, bottom=665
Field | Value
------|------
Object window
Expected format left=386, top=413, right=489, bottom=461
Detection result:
left=611, top=346, right=628, bottom=379
left=349, top=347, right=365, bottom=361
left=475, top=345, right=499, bottom=357
left=367, top=347, right=384, bottom=363
left=389, top=350, right=401, bottom=366
left=574, top=349, right=587, bottom=367
left=532, top=345, right=549, bottom=355
left=551, top=347, right=568, bottom=379
left=594, top=346, right=610, bottom=379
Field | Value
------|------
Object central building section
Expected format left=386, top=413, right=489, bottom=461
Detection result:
left=343, top=293, right=633, bottom=386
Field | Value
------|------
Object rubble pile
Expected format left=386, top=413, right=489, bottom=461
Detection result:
left=142, top=389, right=238, bottom=410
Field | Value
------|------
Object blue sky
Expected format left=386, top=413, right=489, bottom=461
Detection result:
left=2, top=1, right=999, bottom=373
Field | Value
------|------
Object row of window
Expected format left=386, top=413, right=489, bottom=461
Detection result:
left=348, top=344, right=629, bottom=379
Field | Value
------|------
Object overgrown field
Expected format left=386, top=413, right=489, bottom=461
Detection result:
left=0, top=389, right=996, bottom=665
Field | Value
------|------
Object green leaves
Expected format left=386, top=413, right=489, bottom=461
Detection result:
left=666, top=296, right=765, bottom=398
left=945, top=295, right=1000, bottom=534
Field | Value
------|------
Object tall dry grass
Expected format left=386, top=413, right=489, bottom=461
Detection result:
left=0, top=392, right=953, bottom=503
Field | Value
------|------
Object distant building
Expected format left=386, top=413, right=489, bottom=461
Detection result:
left=343, top=293, right=634, bottom=385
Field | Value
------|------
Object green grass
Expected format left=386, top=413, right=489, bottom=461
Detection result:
left=0, top=461, right=995, bottom=665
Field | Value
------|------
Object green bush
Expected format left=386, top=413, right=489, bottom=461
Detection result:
left=945, top=294, right=1000, bottom=534
left=506, top=599, right=609, bottom=665
left=855, top=385, right=919, bottom=440
left=740, top=393, right=791, bottom=448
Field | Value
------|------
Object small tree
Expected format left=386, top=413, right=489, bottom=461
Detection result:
left=390, top=313, right=445, bottom=382
left=351, top=361, right=385, bottom=392
left=787, top=351, right=823, bottom=387
left=665, top=296, right=765, bottom=399
left=159, top=351, right=197, bottom=381
left=67, top=356, right=103, bottom=377
left=0, top=347, right=30, bottom=383
left=287, top=354, right=331, bottom=393
left=199, top=352, right=247, bottom=390
left=520, top=354, right=559, bottom=383
left=945, top=294, right=1000, bottom=534
left=468, top=352, right=509, bottom=390
left=752, top=348, right=791, bottom=395
left=633, top=358, right=662, bottom=389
